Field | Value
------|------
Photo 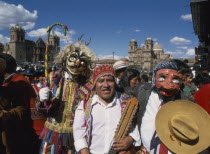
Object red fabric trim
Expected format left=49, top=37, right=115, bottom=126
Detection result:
left=159, top=143, right=168, bottom=154
left=33, top=120, right=45, bottom=135
left=194, top=83, right=210, bottom=115
left=32, top=84, right=40, bottom=95
left=3, top=74, right=29, bottom=86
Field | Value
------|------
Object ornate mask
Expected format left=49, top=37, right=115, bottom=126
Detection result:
left=155, top=69, right=180, bottom=96
left=66, top=45, right=90, bottom=75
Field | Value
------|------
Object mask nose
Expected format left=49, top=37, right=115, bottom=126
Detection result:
left=76, top=60, right=81, bottom=67
left=165, top=79, right=175, bottom=89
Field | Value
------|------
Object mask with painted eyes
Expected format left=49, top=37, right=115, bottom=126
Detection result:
left=66, top=45, right=89, bottom=75
left=155, top=69, right=181, bottom=96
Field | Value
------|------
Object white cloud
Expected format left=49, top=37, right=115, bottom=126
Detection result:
left=134, top=29, right=140, bottom=32
left=116, top=30, right=122, bottom=34
left=54, top=30, right=74, bottom=44
left=0, top=1, right=38, bottom=30
left=177, top=46, right=188, bottom=50
left=97, top=54, right=127, bottom=60
left=165, top=46, right=195, bottom=59
left=180, top=14, right=192, bottom=21
left=170, top=37, right=191, bottom=45
left=22, top=22, right=35, bottom=30
left=186, top=48, right=195, bottom=56
left=153, top=38, right=158, bottom=42
left=0, top=34, right=10, bottom=44
left=27, top=28, right=47, bottom=38
left=68, top=30, right=76, bottom=35
left=27, top=28, right=75, bottom=44
left=165, top=50, right=183, bottom=57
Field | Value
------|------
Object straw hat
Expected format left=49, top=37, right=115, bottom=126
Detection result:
left=113, top=60, right=127, bottom=71
left=155, top=100, right=210, bottom=154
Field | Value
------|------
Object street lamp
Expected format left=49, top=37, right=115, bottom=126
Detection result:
left=113, top=51, right=115, bottom=64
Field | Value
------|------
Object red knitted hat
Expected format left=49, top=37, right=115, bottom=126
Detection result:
left=92, top=64, right=116, bottom=86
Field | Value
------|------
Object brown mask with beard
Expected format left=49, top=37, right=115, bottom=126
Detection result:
left=66, top=45, right=91, bottom=81
left=155, top=69, right=181, bottom=96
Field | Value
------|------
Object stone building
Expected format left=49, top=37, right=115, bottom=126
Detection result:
left=128, top=37, right=171, bottom=71
left=191, top=0, right=210, bottom=65
left=1, top=24, right=60, bottom=63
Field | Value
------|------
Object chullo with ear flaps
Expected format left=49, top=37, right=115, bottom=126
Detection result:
left=38, top=35, right=97, bottom=154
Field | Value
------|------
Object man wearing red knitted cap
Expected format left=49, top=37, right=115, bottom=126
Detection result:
left=73, top=64, right=140, bottom=154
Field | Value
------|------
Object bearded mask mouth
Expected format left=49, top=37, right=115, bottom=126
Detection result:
left=157, top=86, right=179, bottom=96
left=67, top=65, right=86, bottom=75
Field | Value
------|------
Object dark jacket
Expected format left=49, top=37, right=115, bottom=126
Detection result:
left=133, top=83, right=194, bottom=134
left=0, top=74, right=39, bottom=154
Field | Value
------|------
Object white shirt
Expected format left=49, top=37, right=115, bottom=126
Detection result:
left=37, top=82, right=43, bottom=89
left=141, top=91, right=172, bottom=154
left=116, top=78, right=120, bottom=84
left=73, top=93, right=141, bottom=154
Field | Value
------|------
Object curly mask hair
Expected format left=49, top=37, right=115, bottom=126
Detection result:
left=54, top=43, right=96, bottom=83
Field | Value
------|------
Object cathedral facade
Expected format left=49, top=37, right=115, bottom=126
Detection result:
left=128, top=37, right=171, bottom=71
left=1, top=24, right=60, bottom=63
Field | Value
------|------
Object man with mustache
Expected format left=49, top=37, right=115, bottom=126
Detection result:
left=73, top=64, right=140, bottom=154
left=133, top=61, right=193, bottom=154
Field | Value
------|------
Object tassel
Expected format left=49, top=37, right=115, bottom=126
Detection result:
left=44, top=143, right=49, bottom=154
left=43, top=128, right=49, bottom=141
left=67, top=133, right=73, bottom=149
left=63, top=133, right=68, bottom=147
left=39, top=126, right=47, bottom=139
left=56, top=145, right=62, bottom=154
left=46, top=129, right=53, bottom=143
left=51, top=144, right=54, bottom=154
left=49, top=130, right=54, bottom=144
left=52, top=131, right=58, bottom=145
left=60, top=133, right=63, bottom=146
left=56, top=133, right=60, bottom=146
left=40, top=141, right=46, bottom=153
left=53, top=144, right=57, bottom=154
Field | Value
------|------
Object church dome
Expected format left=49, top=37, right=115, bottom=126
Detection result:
left=130, top=38, right=136, bottom=42
left=146, top=37, right=152, bottom=40
left=10, top=24, right=24, bottom=32
left=14, top=24, right=21, bottom=29
left=153, top=42, right=163, bottom=50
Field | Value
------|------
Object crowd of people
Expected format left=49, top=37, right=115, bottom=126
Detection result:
left=0, top=40, right=210, bottom=154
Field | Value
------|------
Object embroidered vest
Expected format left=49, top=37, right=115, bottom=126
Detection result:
left=39, top=79, right=93, bottom=148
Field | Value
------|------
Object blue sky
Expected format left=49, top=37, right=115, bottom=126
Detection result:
left=0, top=0, right=198, bottom=60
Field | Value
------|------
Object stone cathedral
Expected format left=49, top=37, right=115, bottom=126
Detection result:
left=128, top=37, right=171, bottom=71
left=0, top=24, right=60, bottom=63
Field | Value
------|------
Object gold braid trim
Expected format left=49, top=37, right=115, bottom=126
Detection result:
left=45, top=121, right=73, bottom=133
